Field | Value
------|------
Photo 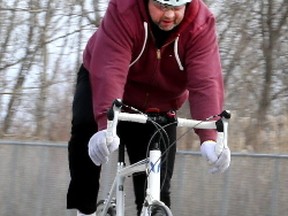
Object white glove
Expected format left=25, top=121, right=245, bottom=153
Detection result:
left=200, top=133, right=231, bottom=174
left=88, top=129, right=120, bottom=166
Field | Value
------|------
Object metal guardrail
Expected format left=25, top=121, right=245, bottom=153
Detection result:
left=2, top=140, right=288, bottom=158
left=0, top=140, right=67, bottom=148
left=0, top=140, right=287, bottom=216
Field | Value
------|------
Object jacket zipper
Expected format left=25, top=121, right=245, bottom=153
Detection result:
left=143, top=48, right=160, bottom=108
left=155, top=36, right=177, bottom=59
left=156, top=49, right=161, bottom=59
left=144, top=28, right=178, bottom=109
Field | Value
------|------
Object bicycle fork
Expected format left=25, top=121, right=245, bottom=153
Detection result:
left=147, top=149, right=161, bottom=201
left=139, top=149, right=162, bottom=216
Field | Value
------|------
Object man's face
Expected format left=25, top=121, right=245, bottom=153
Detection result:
left=148, top=0, right=186, bottom=31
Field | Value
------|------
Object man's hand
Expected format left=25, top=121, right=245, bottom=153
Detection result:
left=88, top=130, right=120, bottom=166
left=200, top=133, right=231, bottom=173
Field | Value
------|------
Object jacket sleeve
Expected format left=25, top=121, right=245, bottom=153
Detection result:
left=185, top=14, right=224, bottom=143
left=83, top=2, right=134, bottom=130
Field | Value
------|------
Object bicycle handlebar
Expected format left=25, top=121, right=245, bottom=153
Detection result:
left=106, top=99, right=231, bottom=146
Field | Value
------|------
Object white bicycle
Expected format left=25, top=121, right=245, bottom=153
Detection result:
left=96, top=99, right=231, bottom=216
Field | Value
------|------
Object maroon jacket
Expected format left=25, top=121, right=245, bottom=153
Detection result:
left=83, top=0, right=224, bottom=143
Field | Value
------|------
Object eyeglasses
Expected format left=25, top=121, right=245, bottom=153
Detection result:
left=152, top=0, right=186, bottom=12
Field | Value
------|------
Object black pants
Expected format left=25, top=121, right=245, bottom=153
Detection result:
left=67, top=65, right=177, bottom=215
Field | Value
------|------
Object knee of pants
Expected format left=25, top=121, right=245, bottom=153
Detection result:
left=71, top=122, right=97, bottom=137
left=161, top=192, right=171, bottom=207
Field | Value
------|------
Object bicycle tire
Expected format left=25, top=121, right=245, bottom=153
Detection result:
left=146, top=201, right=173, bottom=216
left=96, top=199, right=116, bottom=216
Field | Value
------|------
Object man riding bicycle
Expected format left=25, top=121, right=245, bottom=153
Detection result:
left=67, top=0, right=231, bottom=215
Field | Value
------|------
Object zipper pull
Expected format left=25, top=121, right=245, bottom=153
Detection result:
left=156, top=49, right=161, bottom=59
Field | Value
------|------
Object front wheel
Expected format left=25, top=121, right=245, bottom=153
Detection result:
left=96, top=199, right=116, bottom=216
left=147, top=201, right=173, bottom=216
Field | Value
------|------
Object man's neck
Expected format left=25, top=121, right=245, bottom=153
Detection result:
left=151, top=22, right=175, bottom=48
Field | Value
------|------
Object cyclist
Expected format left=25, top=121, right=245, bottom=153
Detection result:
left=67, top=0, right=231, bottom=215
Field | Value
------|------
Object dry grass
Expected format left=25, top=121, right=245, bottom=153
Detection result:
left=177, top=107, right=288, bottom=154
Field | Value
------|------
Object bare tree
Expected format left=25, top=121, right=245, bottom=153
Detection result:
left=0, top=0, right=287, bottom=152
left=1, top=0, right=39, bottom=135
left=200, top=0, right=288, bottom=151
left=0, top=0, right=105, bottom=139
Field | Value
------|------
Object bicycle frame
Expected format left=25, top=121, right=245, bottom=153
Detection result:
left=97, top=99, right=231, bottom=216
left=98, top=146, right=161, bottom=216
